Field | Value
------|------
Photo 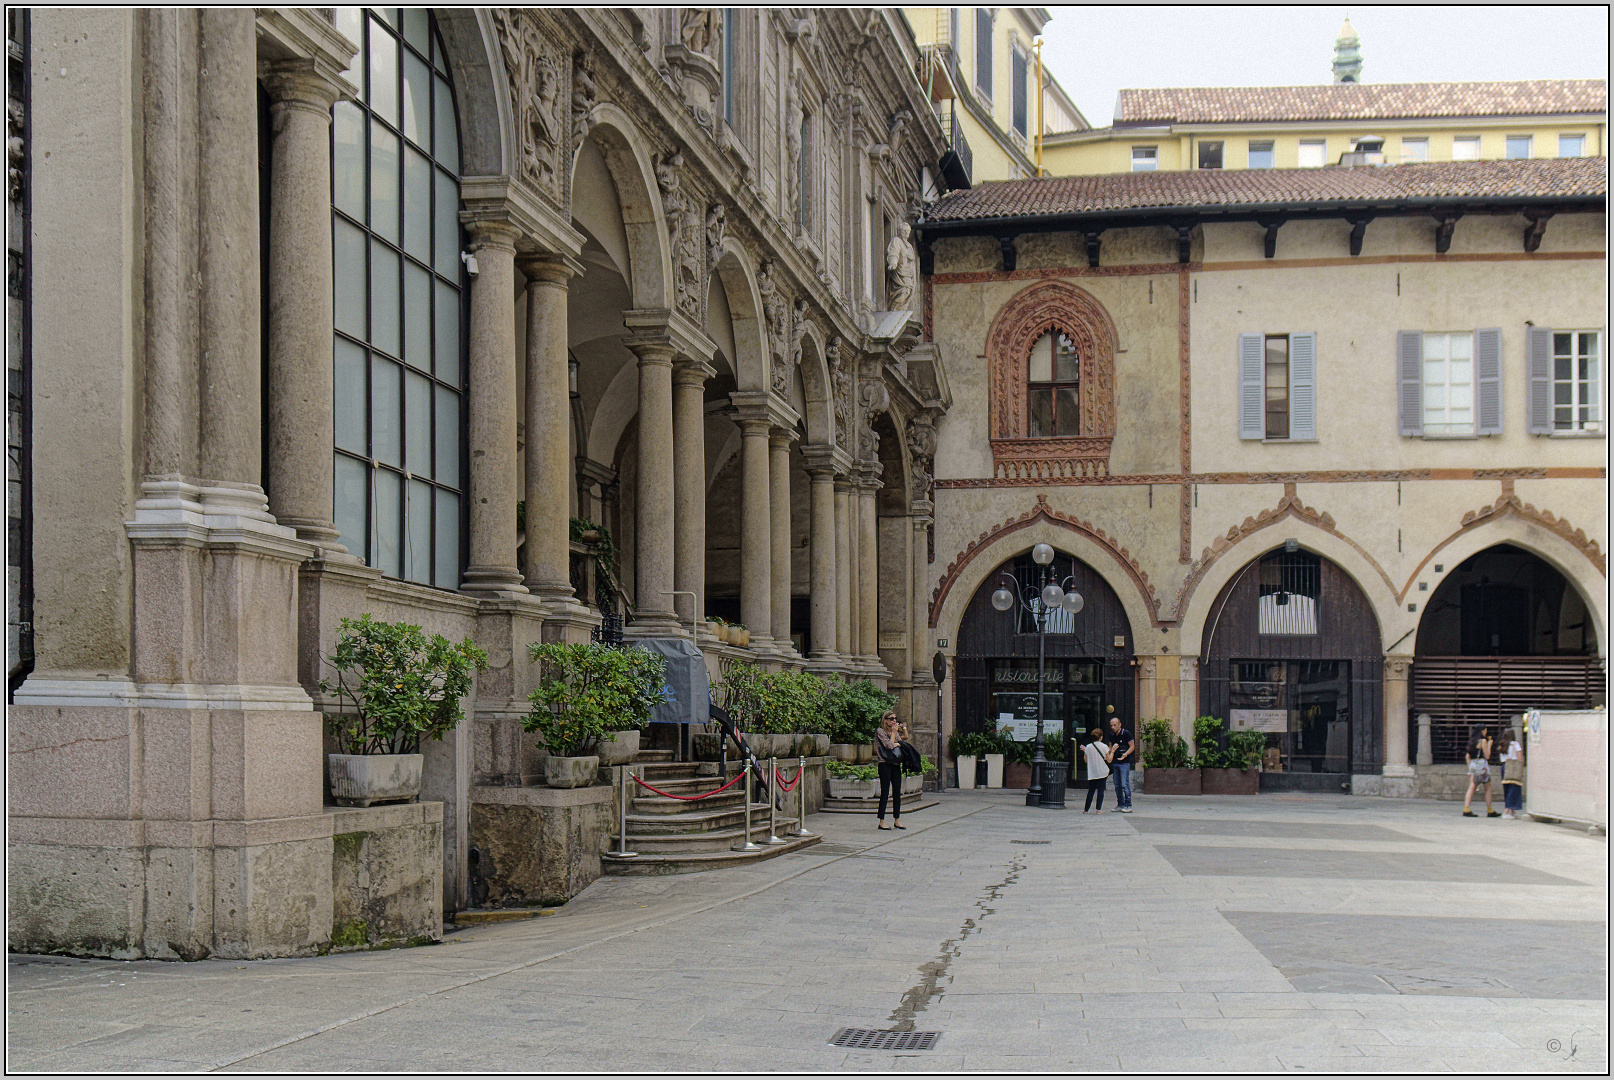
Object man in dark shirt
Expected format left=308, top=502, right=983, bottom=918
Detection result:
left=1106, top=716, right=1136, bottom=812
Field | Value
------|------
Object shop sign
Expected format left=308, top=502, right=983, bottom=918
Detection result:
left=1230, top=708, right=1289, bottom=732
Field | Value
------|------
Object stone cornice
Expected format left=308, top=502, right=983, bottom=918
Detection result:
left=460, top=175, right=583, bottom=261
left=254, top=8, right=358, bottom=88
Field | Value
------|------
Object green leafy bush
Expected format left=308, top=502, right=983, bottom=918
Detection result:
left=1191, top=715, right=1229, bottom=769
left=715, top=663, right=828, bottom=734
left=825, top=760, right=879, bottom=781
left=321, top=614, right=489, bottom=756
left=1141, top=717, right=1191, bottom=769
left=1228, top=730, right=1268, bottom=768
left=524, top=642, right=668, bottom=756
left=947, top=729, right=1006, bottom=758
left=823, top=677, right=896, bottom=745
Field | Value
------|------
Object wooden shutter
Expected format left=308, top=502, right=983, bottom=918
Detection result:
left=1289, top=332, right=1317, bottom=440
left=1239, top=333, right=1264, bottom=439
left=1475, top=327, right=1502, bottom=435
left=1398, top=330, right=1423, bottom=437
left=1527, top=325, right=1554, bottom=434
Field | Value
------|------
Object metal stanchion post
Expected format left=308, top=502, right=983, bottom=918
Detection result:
left=763, top=756, right=786, bottom=845
left=733, top=763, right=761, bottom=852
left=615, top=764, right=638, bottom=859
left=792, top=754, right=815, bottom=837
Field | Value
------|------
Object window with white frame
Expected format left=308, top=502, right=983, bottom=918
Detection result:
left=330, top=6, right=466, bottom=589
left=1422, top=333, right=1475, bottom=435
left=1505, top=134, right=1532, bottom=159
left=1011, top=44, right=1028, bottom=138
left=1247, top=140, right=1275, bottom=168
left=1553, top=330, right=1602, bottom=432
left=1027, top=330, right=1080, bottom=437
left=1559, top=133, right=1585, bottom=158
left=974, top=8, right=993, bottom=99
left=1239, top=332, right=1316, bottom=441
left=1297, top=139, right=1325, bottom=168
left=1399, top=329, right=1501, bottom=438
left=1197, top=140, right=1224, bottom=169
left=1400, top=137, right=1428, bottom=162
left=1452, top=135, right=1480, bottom=160
left=1131, top=145, right=1157, bottom=172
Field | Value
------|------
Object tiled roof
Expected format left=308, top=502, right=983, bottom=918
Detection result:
left=1116, top=80, right=1607, bottom=124
left=923, top=158, right=1609, bottom=223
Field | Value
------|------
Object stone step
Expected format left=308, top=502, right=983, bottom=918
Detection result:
left=611, top=816, right=803, bottom=853
left=631, top=792, right=749, bottom=816
left=634, top=749, right=676, bottom=763
left=623, top=802, right=780, bottom=834
left=601, top=833, right=821, bottom=876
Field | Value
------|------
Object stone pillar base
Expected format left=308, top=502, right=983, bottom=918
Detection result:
left=468, top=784, right=614, bottom=908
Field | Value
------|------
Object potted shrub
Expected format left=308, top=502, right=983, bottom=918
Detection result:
left=704, top=614, right=725, bottom=640
left=320, top=614, right=489, bottom=808
left=1003, top=732, right=1034, bottom=790
left=1195, top=715, right=1260, bottom=795
left=1140, top=717, right=1200, bottom=795
left=826, top=677, right=894, bottom=764
left=949, top=730, right=999, bottom=790
left=825, top=759, right=879, bottom=800
left=983, top=724, right=1007, bottom=788
left=525, top=641, right=668, bottom=788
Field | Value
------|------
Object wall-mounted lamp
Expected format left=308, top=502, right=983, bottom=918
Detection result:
left=568, top=355, right=580, bottom=399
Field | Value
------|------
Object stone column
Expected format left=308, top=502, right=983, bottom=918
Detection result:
left=1383, top=655, right=1416, bottom=792
left=261, top=59, right=348, bottom=551
left=736, top=416, right=773, bottom=645
left=857, top=475, right=879, bottom=667
left=1178, top=656, right=1201, bottom=753
left=518, top=254, right=580, bottom=604
left=461, top=220, right=526, bottom=595
left=196, top=8, right=263, bottom=501
left=769, top=430, right=794, bottom=655
left=807, top=464, right=838, bottom=662
left=910, top=512, right=932, bottom=679
left=672, top=359, right=715, bottom=631
left=1416, top=713, right=1434, bottom=766
left=623, top=317, right=680, bottom=633
left=834, top=479, right=854, bottom=661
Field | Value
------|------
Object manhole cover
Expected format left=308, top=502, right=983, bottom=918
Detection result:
left=1010, top=839, right=1051, bottom=845
left=830, top=1028, right=942, bottom=1050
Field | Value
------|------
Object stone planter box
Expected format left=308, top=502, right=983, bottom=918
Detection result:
left=1142, top=767, right=1202, bottom=795
left=829, top=743, right=859, bottom=763
left=827, top=777, right=879, bottom=800
left=956, top=755, right=977, bottom=789
left=1201, top=766, right=1260, bottom=795
left=799, top=733, right=831, bottom=758
left=328, top=753, right=423, bottom=808
left=1004, top=761, right=1032, bottom=789
left=544, top=754, right=600, bottom=789
left=856, top=743, right=876, bottom=765
left=693, top=731, right=747, bottom=761
left=596, top=729, right=640, bottom=767
left=901, top=773, right=923, bottom=796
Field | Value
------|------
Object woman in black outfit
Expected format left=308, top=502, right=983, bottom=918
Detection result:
left=875, top=712, right=908, bottom=830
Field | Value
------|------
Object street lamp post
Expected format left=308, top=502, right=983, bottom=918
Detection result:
left=991, top=543, right=1084, bottom=809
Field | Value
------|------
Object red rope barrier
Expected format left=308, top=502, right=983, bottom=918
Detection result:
left=773, top=765, right=802, bottom=792
left=632, top=771, right=746, bottom=802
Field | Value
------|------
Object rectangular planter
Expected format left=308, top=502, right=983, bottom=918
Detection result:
left=827, top=777, right=879, bottom=800
left=328, top=753, right=423, bottom=808
left=1142, top=767, right=1202, bottom=795
left=1003, top=761, right=1032, bottom=790
left=984, top=753, right=1005, bottom=788
left=901, top=773, right=923, bottom=796
left=956, top=755, right=977, bottom=789
left=1201, top=767, right=1260, bottom=795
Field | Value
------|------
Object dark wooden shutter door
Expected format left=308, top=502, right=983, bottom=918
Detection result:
left=1398, top=330, right=1423, bottom=436
left=1476, top=327, right=1502, bottom=434
left=1527, top=325, right=1554, bottom=434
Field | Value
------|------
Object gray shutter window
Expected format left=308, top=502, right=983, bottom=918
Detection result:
left=1527, top=325, right=1554, bottom=434
left=1239, top=333, right=1265, bottom=439
left=1476, top=327, right=1502, bottom=435
left=1289, top=331, right=1317, bottom=440
left=1398, top=330, right=1423, bottom=437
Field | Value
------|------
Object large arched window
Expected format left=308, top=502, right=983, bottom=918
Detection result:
left=330, top=7, right=465, bottom=588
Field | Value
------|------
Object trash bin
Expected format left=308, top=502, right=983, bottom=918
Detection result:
left=1037, top=759, right=1068, bottom=809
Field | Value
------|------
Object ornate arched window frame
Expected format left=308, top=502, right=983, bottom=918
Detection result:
left=985, top=280, right=1118, bottom=479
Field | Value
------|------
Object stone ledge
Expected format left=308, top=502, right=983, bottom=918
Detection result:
left=329, top=801, right=443, bottom=834
left=470, top=783, right=614, bottom=808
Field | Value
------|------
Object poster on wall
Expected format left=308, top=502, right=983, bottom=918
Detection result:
left=1231, top=709, right=1289, bottom=732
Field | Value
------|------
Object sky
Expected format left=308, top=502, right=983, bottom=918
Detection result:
left=1038, top=6, right=1610, bottom=126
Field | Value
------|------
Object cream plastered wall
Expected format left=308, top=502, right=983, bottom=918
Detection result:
left=1043, top=122, right=1606, bottom=176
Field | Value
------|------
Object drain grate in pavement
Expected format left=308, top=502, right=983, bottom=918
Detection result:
left=830, top=1028, right=942, bottom=1050
left=1010, top=839, right=1050, bottom=844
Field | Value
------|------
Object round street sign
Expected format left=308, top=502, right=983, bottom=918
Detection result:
left=932, top=650, right=947, bottom=685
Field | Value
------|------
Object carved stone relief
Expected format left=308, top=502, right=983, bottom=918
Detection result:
left=829, top=338, right=853, bottom=447
left=885, top=219, right=917, bottom=311
left=906, top=420, right=935, bottom=499
left=858, top=365, right=890, bottom=461
left=758, top=259, right=790, bottom=394
left=656, top=151, right=705, bottom=321
left=571, top=49, right=597, bottom=150
left=491, top=12, right=563, bottom=196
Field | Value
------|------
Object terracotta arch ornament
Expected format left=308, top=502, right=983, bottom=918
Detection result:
left=930, top=494, right=1162, bottom=628
left=1172, top=483, right=1398, bottom=622
left=985, top=279, right=1118, bottom=480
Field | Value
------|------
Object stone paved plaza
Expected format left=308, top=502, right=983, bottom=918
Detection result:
left=8, top=789, right=1606, bottom=1073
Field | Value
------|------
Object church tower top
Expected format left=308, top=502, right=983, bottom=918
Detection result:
left=1333, top=15, right=1363, bottom=84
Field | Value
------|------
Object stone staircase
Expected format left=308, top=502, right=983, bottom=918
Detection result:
left=601, top=750, right=820, bottom=875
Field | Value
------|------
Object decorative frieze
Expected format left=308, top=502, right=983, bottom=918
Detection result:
left=491, top=11, right=563, bottom=198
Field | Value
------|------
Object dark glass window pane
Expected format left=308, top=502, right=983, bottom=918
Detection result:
left=334, top=338, right=367, bottom=454
left=373, top=468, right=403, bottom=579
left=1054, top=334, right=1078, bottom=381
left=401, top=7, right=430, bottom=55
left=334, top=453, right=369, bottom=561
left=1028, top=388, right=1053, bottom=437
left=405, top=369, right=432, bottom=475
left=406, top=478, right=433, bottom=582
left=1055, top=388, right=1080, bottom=436
left=370, top=121, right=400, bottom=243
left=371, top=355, right=402, bottom=466
left=435, top=384, right=460, bottom=481
left=435, top=490, right=461, bottom=588
left=369, top=241, right=401, bottom=357
left=434, top=76, right=458, bottom=173
left=333, top=219, right=368, bottom=339
left=368, top=20, right=398, bottom=126
left=434, top=278, right=460, bottom=383
left=404, top=260, right=431, bottom=370
left=332, top=101, right=366, bottom=219
left=435, top=168, right=459, bottom=276
left=402, top=51, right=430, bottom=147
left=1555, top=355, right=1572, bottom=380
left=403, top=146, right=432, bottom=261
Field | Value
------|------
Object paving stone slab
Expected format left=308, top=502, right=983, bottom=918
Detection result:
left=1153, top=844, right=1589, bottom=884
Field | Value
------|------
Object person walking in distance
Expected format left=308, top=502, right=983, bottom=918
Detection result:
left=1107, top=716, right=1136, bottom=813
left=875, top=712, right=909, bottom=830
left=1462, top=725, right=1498, bottom=818
left=1082, top=728, right=1114, bottom=812
left=1499, top=726, right=1525, bottom=819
